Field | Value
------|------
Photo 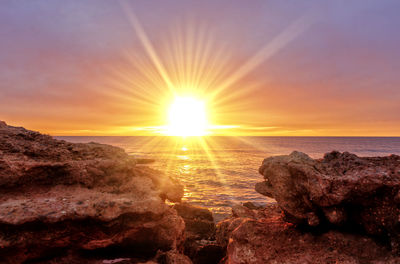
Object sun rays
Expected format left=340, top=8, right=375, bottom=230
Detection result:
left=92, top=2, right=314, bottom=210
left=105, top=2, right=314, bottom=138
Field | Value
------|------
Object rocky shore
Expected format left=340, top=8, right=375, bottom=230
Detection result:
left=1, top=121, right=400, bottom=263
left=221, top=151, right=400, bottom=263
left=0, top=121, right=188, bottom=263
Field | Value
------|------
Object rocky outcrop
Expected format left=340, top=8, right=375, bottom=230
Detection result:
left=217, top=151, right=400, bottom=263
left=5, top=121, right=400, bottom=263
left=256, top=151, right=400, bottom=251
left=173, top=203, right=225, bottom=264
left=0, top=121, right=188, bottom=263
left=218, top=203, right=400, bottom=264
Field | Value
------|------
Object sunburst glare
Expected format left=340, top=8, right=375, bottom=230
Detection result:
left=101, top=1, right=314, bottom=218
left=166, top=96, right=209, bottom=136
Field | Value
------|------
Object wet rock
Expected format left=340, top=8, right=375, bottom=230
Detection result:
left=257, top=150, right=400, bottom=250
left=0, top=121, right=186, bottom=263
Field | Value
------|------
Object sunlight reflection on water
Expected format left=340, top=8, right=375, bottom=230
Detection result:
left=57, top=136, right=400, bottom=222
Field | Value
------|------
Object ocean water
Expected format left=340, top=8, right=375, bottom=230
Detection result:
left=57, top=136, right=400, bottom=221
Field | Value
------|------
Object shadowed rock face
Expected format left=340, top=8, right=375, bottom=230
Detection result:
left=256, top=151, right=400, bottom=250
left=173, top=203, right=225, bottom=264
left=218, top=203, right=400, bottom=264
left=0, top=121, right=187, bottom=263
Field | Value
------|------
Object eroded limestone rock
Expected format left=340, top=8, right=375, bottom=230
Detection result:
left=0, top=121, right=186, bottom=263
left=257, top=151, right=400, bottom=250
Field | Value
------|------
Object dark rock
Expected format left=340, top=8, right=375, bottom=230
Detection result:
left=173, top=203, right=224, bottom=264
left=173, top=203, right=215, bottom=240
left=189, top=244, right=225, bottom=264
left=154, top=250, right=192, bottom=264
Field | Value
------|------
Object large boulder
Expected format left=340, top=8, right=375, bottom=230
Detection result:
left=0, top=121, right=187, bottom=263
left=256, top=151, right=400, bottom=250
left=218, top=203, right=400, bottom=264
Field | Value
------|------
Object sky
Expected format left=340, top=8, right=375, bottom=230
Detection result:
left=1, top=0, right=400, bottom=136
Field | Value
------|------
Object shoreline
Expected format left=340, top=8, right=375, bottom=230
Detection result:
left=58, top=135, right=400, bottom=222
left=1, top=120, right=400, bottom=263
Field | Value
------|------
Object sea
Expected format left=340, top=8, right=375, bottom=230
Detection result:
left=56, top=136, right=400, bottom=221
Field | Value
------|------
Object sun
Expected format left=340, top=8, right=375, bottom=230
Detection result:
left=165, top=96, right=208, bottom=136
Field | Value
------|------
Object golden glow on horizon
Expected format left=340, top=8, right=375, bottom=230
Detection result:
left=166, top=96, right=209, bottom=136
left=6, top=4, right=399, bottom=137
